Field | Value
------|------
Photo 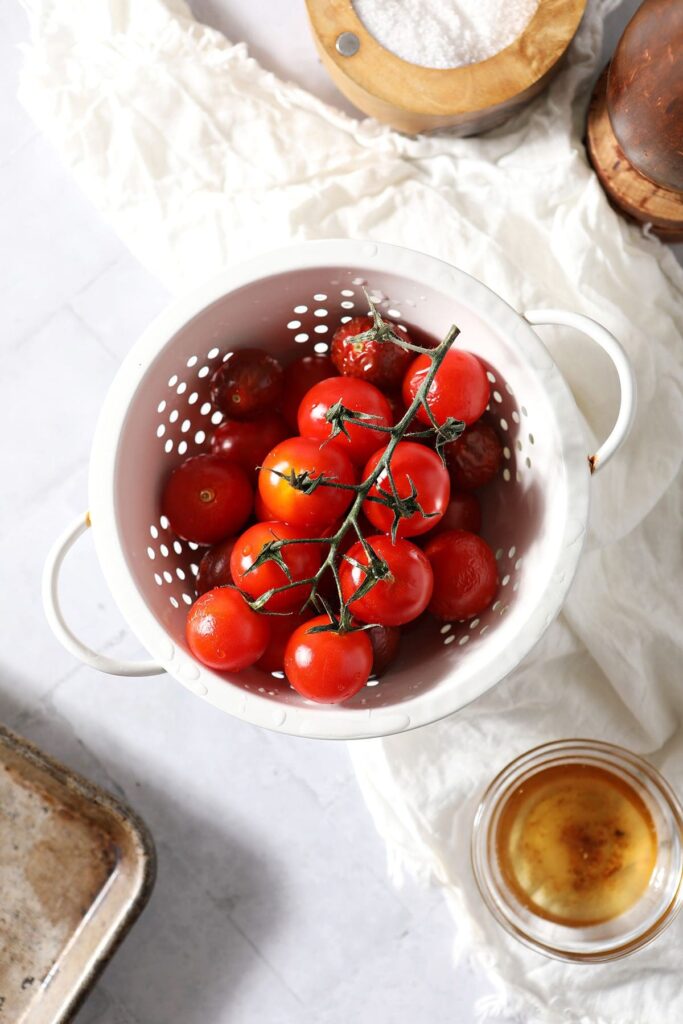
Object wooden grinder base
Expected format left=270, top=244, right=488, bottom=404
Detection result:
left=586, top=69, right=683, bottom=242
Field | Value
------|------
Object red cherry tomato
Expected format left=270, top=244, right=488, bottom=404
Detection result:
left=445, top=419, right=503, bottom=490
left=210, top=348, right=284, bottom=419
left=362, top=442, right=450, bottom=538
left=281, top=354, right=335, bottom=430
left=162, top=454, right=252, bottom=545
left=196, top=536, right=237, bottom=595
left=254, top=489, right=277, bottom=522
left=386, top=392, right=423, bottom=435
left=259, top=437, right=357, bottom=531
left=368, top=624, right=401, bottom=676
left=424, top=530, right=498, bottom=621
left=403, top=350, right=490, bottom=426
left=298, top=376, right=392, bottom=465
left=210, top=413, right=288, bottom=479
left=330, top=315, right=413, bottom=390
left=432, top=492, right=482, bottom=535
left=256, top=612, right=310, bottom=673
left=340, top=535, right=433, bottom=626
left=284, top=616, right=373, bottom=703
left=230, top=521, right=322, bottom=612
left=186, top=587, right=270, bottom=671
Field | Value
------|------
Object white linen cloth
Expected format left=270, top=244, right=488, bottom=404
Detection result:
left=19, top=1, right=683, bottom=1020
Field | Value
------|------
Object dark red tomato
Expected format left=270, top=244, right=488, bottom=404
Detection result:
left=403, top=350, right=490, bottom=426
left=256, top=612, right=309, bottom=673
left=424, top=530, right=498, bottom=621
left=230, top=521, right=322, bottom=612
left=281, top=354, right=335, bottom=430
left=330, top=315, right=413, bottom=390
left=298, top=376, right=392, bottom=465
left=210, top=348, right=284, bottom=419
left=186, top=587, right=270, bottom=671
left=368, top=624, right=401, bottom=676
left=259, top=437, right=357, bottom=531
left=284, top=616, right=372, bottom=703
left=196, top=536, right=237, bottom=595
left=362, top=442, right=450, bottom=538
left=445, top=419, right=503, bottom=490
left=211, top=413, right=289, bottom=479
left=162, top=454, right=252, bottom=545
left=433, top=492, right=482, bottom=535
left=340, top=535, right=433, bottom=626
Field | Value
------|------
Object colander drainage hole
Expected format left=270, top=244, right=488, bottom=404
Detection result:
left=293, top=305, right=308, bottom=314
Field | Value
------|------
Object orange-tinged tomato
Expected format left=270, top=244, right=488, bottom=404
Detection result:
left=258, top=437, right=357, bottom=532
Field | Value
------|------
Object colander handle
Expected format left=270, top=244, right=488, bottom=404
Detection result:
left=42, top=514, right=165, bottom=677
left=524, top=309, right=636, bottom=473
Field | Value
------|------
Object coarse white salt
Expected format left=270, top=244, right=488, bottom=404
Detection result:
left=352, top=0, right=540, bottom=69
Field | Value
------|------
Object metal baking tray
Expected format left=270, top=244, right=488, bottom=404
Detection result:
left=0, top=723, right=156, bottom=1023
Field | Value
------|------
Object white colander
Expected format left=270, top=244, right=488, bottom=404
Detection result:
left=43, top=241, right=634, bottom=740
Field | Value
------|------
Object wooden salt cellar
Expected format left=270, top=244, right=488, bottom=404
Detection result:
left=586, top=0, right=683, bottom=241
left=305, top=0, right=586, bottom=135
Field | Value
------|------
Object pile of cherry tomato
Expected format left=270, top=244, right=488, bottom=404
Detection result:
left=161, top=310, right=504, bottom=704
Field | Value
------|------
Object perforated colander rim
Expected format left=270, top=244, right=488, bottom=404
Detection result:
left=88, top=239, right=590, bottom=739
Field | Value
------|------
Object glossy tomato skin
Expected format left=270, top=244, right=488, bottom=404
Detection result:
left=230, top=521, right=322, bottom=612
left=162, top=454, right=253, bottom=545
left=196, top=536, right=237, bottom=595
left=403, top=350, right=490, bottom=427
left=254, top=488, right=277, bottom=522
left=431, top=492, right=482, bottom=536
left=297, top=376, right=392, bottom=465
left=284, top=616, right=373, bottom=703
left=330, top=316, right=413, bottom=390
left=281, top=354, right=335, bottom=430
left=259, top=437, right=357, bottom=532
left=424, top=530, right=498, bottom=621
left=186, top=587, right=270, bottom=671
left=368, top=624, right=401, bottom=676
left=444, top=419, right=503, bottom=490
left=386, top=392, right=423, bottom=436
left=210, top=413, right=288, bottom=479
left=362, top=442, right=450, bottom=538
left=256, top=612, right=310, bottom=673
left=210, top=348, right=284, bottom=419
left=340, top=535, right=433, bottom=626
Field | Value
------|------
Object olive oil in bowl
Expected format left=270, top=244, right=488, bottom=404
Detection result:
left=472, top=741, right=683, bottom=961
left=496, top=762, right=657, bottom=926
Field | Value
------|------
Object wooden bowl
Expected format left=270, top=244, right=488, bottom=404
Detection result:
left=305, top=0, right=586, bottom=135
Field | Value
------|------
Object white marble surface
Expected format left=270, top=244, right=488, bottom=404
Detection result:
left=1, top=2, right=678, bottom=1022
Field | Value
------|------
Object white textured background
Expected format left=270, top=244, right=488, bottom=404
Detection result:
left=1, top=1, right=675, bottom=1021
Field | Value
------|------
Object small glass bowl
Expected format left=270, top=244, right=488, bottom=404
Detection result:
left=471, top=739, right=683, bottom=962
